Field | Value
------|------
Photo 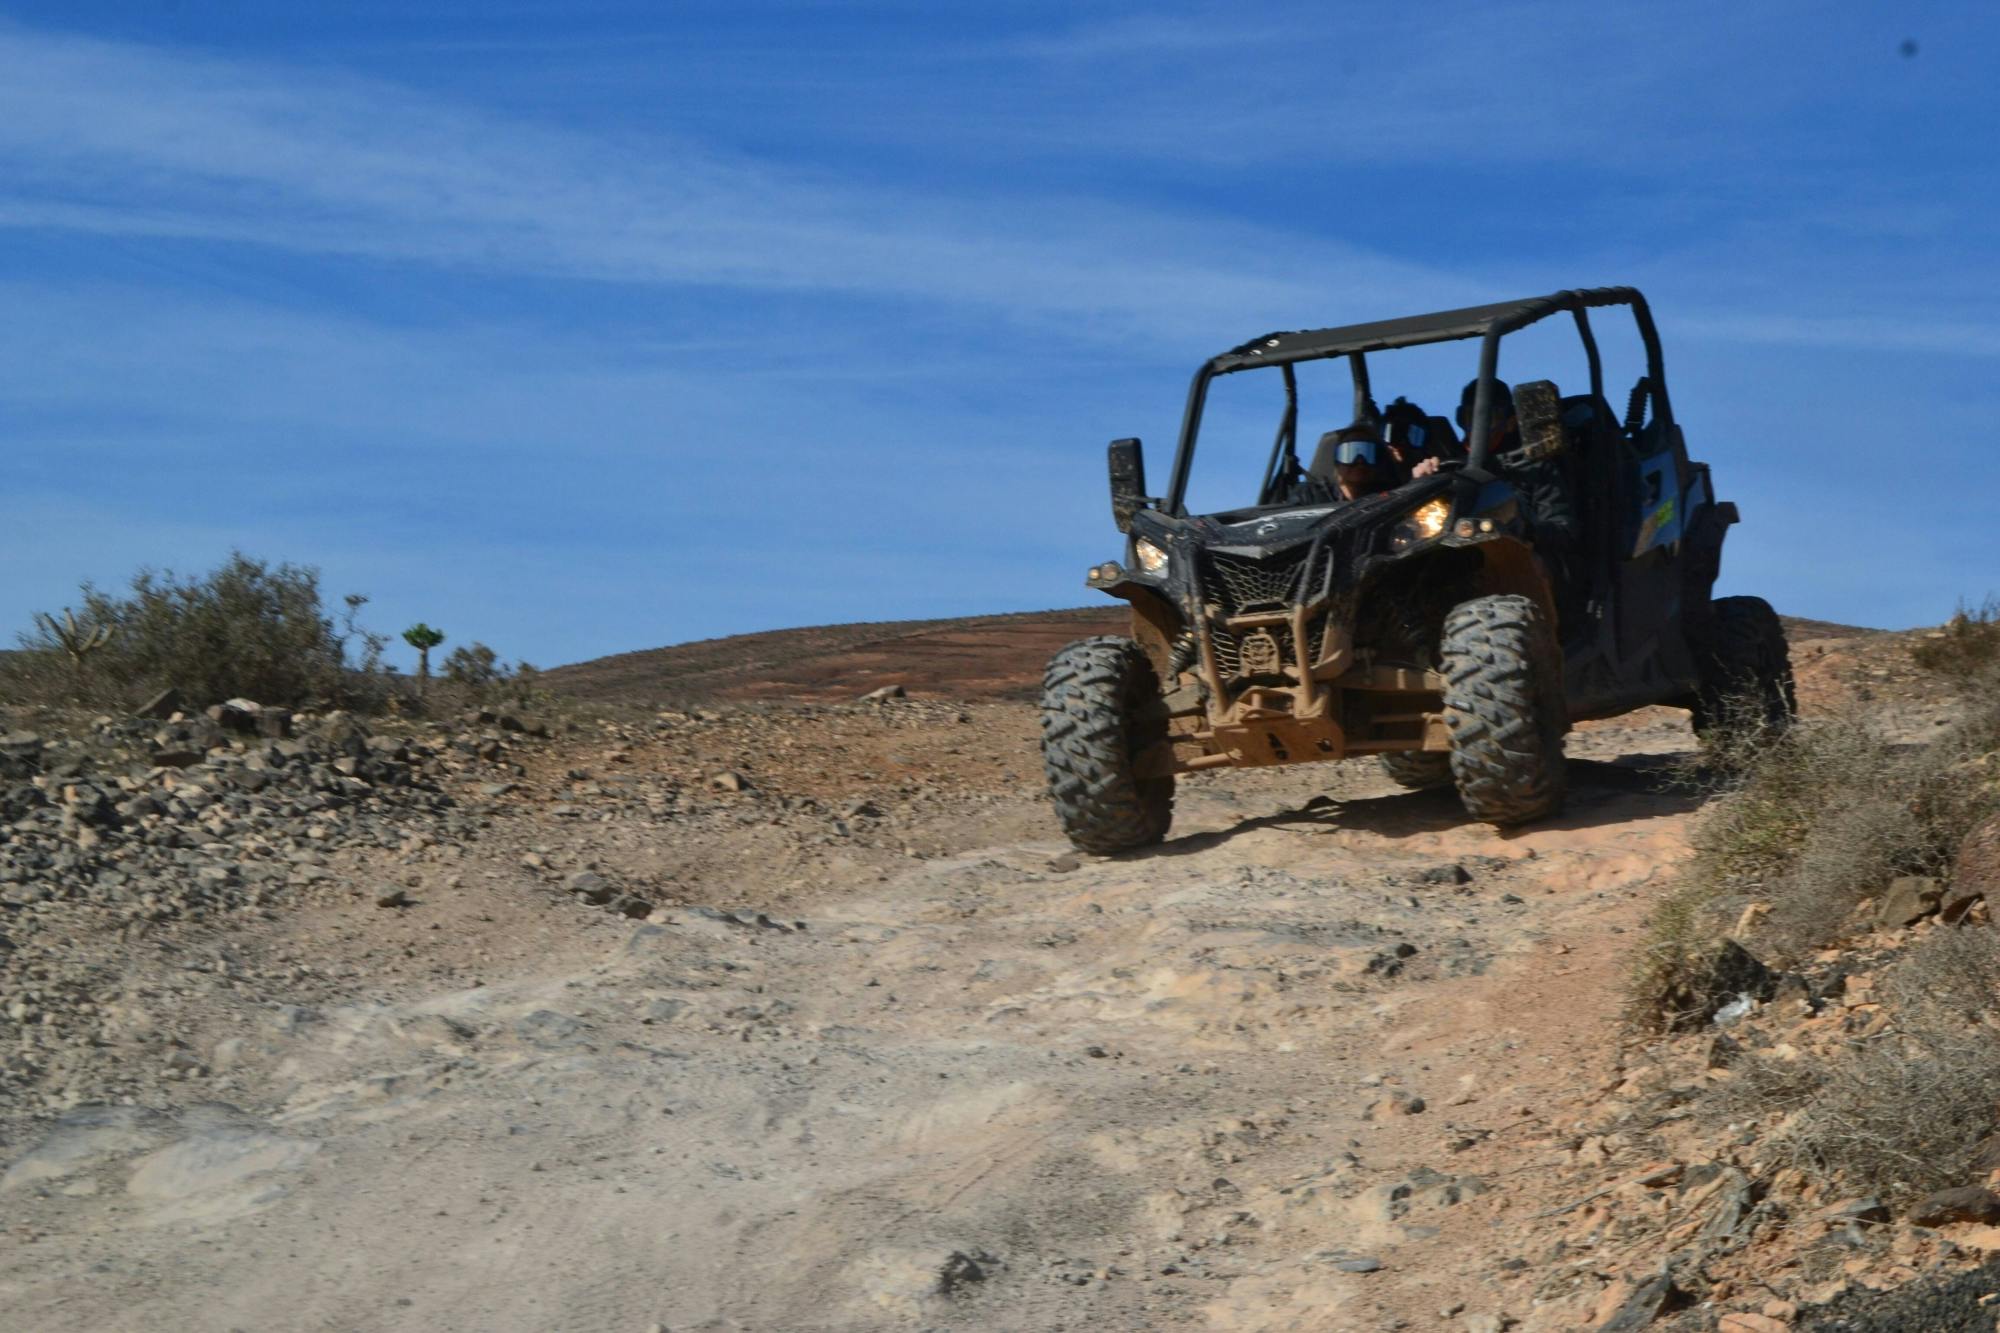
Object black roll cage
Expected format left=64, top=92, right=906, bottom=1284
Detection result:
left=1163, top=286, right=1672, bottom=515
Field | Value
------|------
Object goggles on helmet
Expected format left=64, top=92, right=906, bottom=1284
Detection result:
left=1333, top=438, right=1386, bottom=466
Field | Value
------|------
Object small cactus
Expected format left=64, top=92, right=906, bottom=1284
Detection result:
left=32, top=607, right=113, bottom=670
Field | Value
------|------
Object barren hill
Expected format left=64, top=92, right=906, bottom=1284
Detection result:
left=541, top=606, right=1127, bottom=704
left=544, top=607, right=1888, bottom=708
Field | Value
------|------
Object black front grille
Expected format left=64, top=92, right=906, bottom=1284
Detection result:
left=1192, top=488, right=1441, bottom=684
left=1202, top=547, right=1336, bottom=615
left=1203, top=550, right=1307, bottom=611
left=1200, top=548, right=1321, bottom=681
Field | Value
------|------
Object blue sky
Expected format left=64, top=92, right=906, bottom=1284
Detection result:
left=3, top=2, right=1996, bottom=669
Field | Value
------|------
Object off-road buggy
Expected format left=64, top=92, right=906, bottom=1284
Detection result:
left=1041, top=287, right=1795, bottom=852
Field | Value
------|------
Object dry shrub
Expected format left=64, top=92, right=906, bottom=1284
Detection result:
left=1627, top=617, right=2000, bottom=1200
left=1912, top=596, right=2000, bottom=688
left=1631, top=712, right=1892, bottom=1026
left=1723, top=929, right=2000, bottom=1203
left=1631, top=693, right=2000, bottom=1027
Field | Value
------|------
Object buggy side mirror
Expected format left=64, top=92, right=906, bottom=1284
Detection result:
left=1108, top=437, right=1148, bottom=532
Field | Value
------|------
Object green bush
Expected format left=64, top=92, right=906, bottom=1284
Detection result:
left=2, top=552, right=388, bottom=711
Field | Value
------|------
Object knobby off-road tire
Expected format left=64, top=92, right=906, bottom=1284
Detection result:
left=1378, top=751, right=1454, bottom=790
left=1040, top=636, right=1174, bottom=854
left=1439, top=594, right=1568, bottom=826
left=1689, top=595, right=1797, bottom=741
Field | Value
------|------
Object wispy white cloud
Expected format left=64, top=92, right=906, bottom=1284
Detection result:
left=1680, top=311, right=2000, bottom=361
left=0, top=22, right=1479, bottom=346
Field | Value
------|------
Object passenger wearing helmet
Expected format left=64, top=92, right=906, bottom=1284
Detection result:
left=1382, top=395, right=1461, bottom=481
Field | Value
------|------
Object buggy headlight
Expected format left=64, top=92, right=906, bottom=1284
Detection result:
left=1390, top=498, right=1451, bottom=551
left=1134, top=538, right=1170, bottom=574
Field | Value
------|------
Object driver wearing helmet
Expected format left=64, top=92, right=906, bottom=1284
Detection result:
left=1310, top=426, right=1396, bottom=501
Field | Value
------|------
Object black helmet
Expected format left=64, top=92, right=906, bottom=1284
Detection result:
left=1382, top=396, right=1429, bottom=452
left=1456, top=378, right=1514, bottom=433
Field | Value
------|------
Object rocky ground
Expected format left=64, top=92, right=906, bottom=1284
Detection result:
left=0, top=615, right=1986, bottom=1331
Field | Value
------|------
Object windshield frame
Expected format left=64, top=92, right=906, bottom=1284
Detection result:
left=1162, top=287, right=1668, bottom=516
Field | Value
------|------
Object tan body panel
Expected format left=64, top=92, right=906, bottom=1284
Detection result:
left=1120, top=536, right=1550, bottom=777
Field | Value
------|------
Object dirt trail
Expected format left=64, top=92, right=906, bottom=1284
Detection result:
left=0, top=686, right=1730, bottom=1332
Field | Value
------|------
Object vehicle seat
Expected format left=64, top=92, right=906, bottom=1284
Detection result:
left=1406, top=414, right=1463, bottom=465
left=1508, top=380, right=1586, bottom=620
left=1560, top=393, right=1622, bottom=601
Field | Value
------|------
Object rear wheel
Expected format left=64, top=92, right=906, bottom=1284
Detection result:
left=1439, top=594, right=1568, bottom=826
left=1378, top=751, right=1453, bottom=790
left=1040, top=637, right=1174, bottom=854
left=1690, top=595, right=1796, bottom=741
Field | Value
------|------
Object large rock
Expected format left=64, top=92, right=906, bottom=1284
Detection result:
left=1877, top=875, right=1944, bottom=927
left=0, top=733, right=45, bottom=780
left=1601, top=1275, right=1688, bottom=1331
left=207, top=699, right=266, bottom=734
left=135, top=687, right=183, bottom=720
left=1716, top=1316, right=1787, bottom=1333
left=1660, top=939, right=1778, bottom=1028
left=495, top=711, right=549, bottom=738
left=153, top=717, right=228, bottom=759
left=318, top=712, right=370, bottom=758
left=1951, top=815, right=2000, bottom=921
left=1908, top=1185, right=2000, bottom=1227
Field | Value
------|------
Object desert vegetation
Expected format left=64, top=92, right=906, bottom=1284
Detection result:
left=0, top=552, right=541, bottom=718
left=1630, top=608, right=2000, bottom=1204
left=1, top=553, right=386, bottom=712
left=1910, top=596, right=2000, bottom=688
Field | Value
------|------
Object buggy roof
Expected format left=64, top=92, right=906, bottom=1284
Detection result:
left=1208, top=285, right=1642, bottom=375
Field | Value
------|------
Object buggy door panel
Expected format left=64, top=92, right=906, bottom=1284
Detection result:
left=1560, top=396, right=1620, bottom=609
left=1613, top=401, right=1700, bottom=692
left=1631, top=452, right=1682, bottom=555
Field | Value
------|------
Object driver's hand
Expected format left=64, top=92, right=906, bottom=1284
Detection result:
left=1412, top=457, right=1441, bottom=477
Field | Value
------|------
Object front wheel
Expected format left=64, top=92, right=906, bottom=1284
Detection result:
left=1040, top=637, right=1174, bottom=854
left=1439, top=594, right=1568, bottom=826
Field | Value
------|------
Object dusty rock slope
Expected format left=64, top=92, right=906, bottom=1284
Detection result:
left=0, top=610, right=1934, bottom=1331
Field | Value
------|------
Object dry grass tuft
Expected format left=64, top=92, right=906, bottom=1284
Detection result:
left=1912, top=596, right=2000, bottom=688
left=1628, top=628, right=2000, bottom=1203
left=1631, top=682, right=2000, bottom=1030
left=1713, top=930, right=2000, bottom=1203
